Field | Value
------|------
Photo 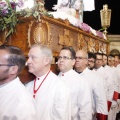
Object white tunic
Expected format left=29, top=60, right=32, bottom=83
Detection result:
left=105, top=65, right=119, bottom=98
left=93, top=66, right=114, bottom=102
left=80, top=68, right=108, bottom=115
left=26, top=71, right=71, bottom=120
left=58, top=69, right=92, bottom=120
left=0, top=77, right=37, bottom=120
left=116, top=64, right=120, bottom=92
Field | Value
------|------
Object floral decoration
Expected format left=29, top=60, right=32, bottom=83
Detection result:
left=0, top=0, right=50, bottom=37
left=0, top=0, right=25, bottom=37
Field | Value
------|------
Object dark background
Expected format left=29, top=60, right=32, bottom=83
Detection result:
left=44, top=0, right=120, bottom=35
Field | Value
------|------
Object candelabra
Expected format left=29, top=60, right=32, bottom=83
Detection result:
left=100, top=4, right=111, bottom=35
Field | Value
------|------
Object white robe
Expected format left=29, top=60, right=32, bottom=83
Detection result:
left=58, top=69, right=92, bottom=120
left=93, top=66, right=114, bottom=102
left=81, top=68, right=108, bottom=116
left=0, top=77, right=37, bottom=120
left=26, top=71, right=71, bottom=120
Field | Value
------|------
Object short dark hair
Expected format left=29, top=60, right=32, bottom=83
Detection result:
left=0, top=45, right=26, bottom=74
left=88, top=52, right=96, bottom=59
left=61, top=46, right=76, bottom=59
left=95, top=52, right=103, bottom=58
left=102, top=53, right=108, bottom=60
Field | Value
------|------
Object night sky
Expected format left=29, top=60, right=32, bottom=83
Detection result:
left=44, top=0, right=120, bottom=35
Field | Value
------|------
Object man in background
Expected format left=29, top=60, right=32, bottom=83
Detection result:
left=57, top=46, right=92, bottom=120
left=75, top=50, right=108, bottom=120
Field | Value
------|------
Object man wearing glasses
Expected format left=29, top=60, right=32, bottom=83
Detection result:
left=57, top=46, right=92, bottom=120
left=0, top=45, right=37, bottom=120
left=93, top=53, right=114, bottom=119
left=87, top=52, right=96, bottom=70
left=75, top=50, right=108, bottom=120
left=26, top=44, right=71, bottom=120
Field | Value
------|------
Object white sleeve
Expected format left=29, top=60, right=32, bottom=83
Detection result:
left=53, top=81, right=71, bottom=120
left=78, top=78, right=92, bottom=120
left=94, top=76, right=108, bottom=115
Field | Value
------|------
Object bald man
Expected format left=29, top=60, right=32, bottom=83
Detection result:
left=75, top=50, right=108, bottom=120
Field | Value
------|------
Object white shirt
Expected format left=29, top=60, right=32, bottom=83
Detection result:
left=93, top=66, right=114, bottom=102
left=81, top=68, right=108, bottom=115
left=0, top=77, right=37, bottom=120
left=104, top=65, right=119, bottom=107
left=26, top=71, right=71, bottom=120
left=105, top=65, right=119, bottom=93
left=58, top=69, right=92, bottom=120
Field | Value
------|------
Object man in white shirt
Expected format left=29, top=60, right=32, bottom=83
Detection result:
left=57, top=46, right=92, bottom=120
left=93, top=53, right=114, bottom=114
left=87, top=52, right=96, bottom=70
left=75, top=50, right=108, bottom=120
left=26, top=44, right=71, bottom=120
left=0, top=45, right=37, bottom=120
left=103, top=53, right=119, bottom=120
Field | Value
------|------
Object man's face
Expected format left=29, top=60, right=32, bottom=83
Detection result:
left=75, top=50, right=88, bottom=71
left=0, top=50, right=10, bottom=83
left=57, top=50, right=75, bottom=73
left=114, top=56, right=119, bottom=67
left=27, top=47, right=46, bottom=76
left=95, top=54, right=103, bottom=69
left=102, top=55, right=107, bottom=66
left=88, top=58, right=95, bottom=70
left=108, top=57, right=115, bottom=67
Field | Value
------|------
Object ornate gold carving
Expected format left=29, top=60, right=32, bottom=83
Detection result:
left=99, top=42, right=106, bottom=53
left=34, top=23, right=46, bottom=44
left=78, top=34, right=87, bottom=51
left=95, top=40, right=99, bottom=52
left=58, top=29, right=72, bottom=46
left=28, top=20, right=49, bottom=47
left=88, top=38, right=96, bottom=53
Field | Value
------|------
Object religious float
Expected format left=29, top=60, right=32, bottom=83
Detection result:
left=0, top=1, right=110, bottom=83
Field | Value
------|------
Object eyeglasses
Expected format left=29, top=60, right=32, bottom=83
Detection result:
left=57, top=56, right=73, bottom=60
left=75, top=57, right=87, bottom=60
left=0, top=64, right=15, bottom=66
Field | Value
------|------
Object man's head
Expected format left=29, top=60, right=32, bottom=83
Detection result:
left=0, top=45, right=26, bottom=84
left=114, top=55, right=120, bottom=67
left=88, top=52, right=96, bottom=70
left=27, top=44, right=53, bottom=76
left=75, top=50, right=88, bottom=72
left=102, top=53, right=108, bottom=66
left=57, top=46, right=75, bottom=73
left=108, top=55, right=115, bottom=67
left=94, top=52, right=103, bottom=69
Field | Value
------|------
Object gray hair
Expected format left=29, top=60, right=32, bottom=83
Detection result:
left=31, top=44, right=53, bottom=64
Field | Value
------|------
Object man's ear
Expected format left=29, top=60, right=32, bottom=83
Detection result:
left=9, top=65, right=18, bottom=74
left=72, top=59, right=76, bottom=66
left=44, top=57, right=50, bottom=66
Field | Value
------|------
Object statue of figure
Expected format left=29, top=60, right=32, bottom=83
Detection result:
left=52, top=0, right=95, bottom=23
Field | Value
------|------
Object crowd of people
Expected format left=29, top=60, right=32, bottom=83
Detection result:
left=0, top=44, right=120, bottom=120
